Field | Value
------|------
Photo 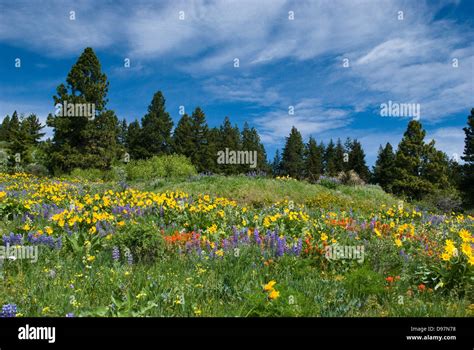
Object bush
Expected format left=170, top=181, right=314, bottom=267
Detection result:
left=343, top=266, right=385, bottom=299
left=112, top=223, right=165, bottom=263
left=425, top=189, right=463, bottom=213
left=337, top=170, right=365, bottom=186
left=70, top=168, right=106, bottom=182
left=25, top=163, right=49, bottom=177
left=126, top=154, right=196, bottom=181
left=317, top=175, right=340, bottom=189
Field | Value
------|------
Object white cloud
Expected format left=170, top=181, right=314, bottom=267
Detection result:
left=255, top=99, right=352, bottom=144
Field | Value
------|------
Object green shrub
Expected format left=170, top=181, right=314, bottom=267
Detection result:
left=126, top=154, right=196, bottom=181
left=343, top=266, right=385, bottom=299
left=70, top=168, right=105, bottom=181
left=112, top=223, right=165, bottom=263
left=25, top=163, right=49, bottom=177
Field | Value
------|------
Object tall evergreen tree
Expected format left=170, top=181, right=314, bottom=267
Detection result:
left=347, top=139, right=370, bottom=182
left=272, top=149, right=282, bottom=176
left=334, top=138, right=346, bottom=174
left=461, top=108, right=474, bottom=207
left=20, top=114, right=45, bottom=145
left=324, top=139, right=337, bottom=176
left=281, top=126, right=305, bottom=178
left=372, top=143, right=395, bottom=191
left=126, top=119, right=146, bottom=161
left=190, top=107, right=213, bottom=172
left=392, top=120, right=432, bottom=199
left=241, top=122, right=268, bottom=173
left=118, top=119, right=128, bottom=146
left=140, top=91, right=174, bottom=158
left=305, top=136, right=324, bottom=182
left=47, top=47, right=117, bottom=172
left=218, top=116, right=241, bottom=174
left=173, top=113, right=194, bottom=157
left=0, top=115, right=11, bottom=142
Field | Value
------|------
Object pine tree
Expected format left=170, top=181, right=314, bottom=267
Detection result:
left=8, top=112, right=31, bottom=166
left=461, top=108, right=474, bottom=207
left=392, top=120, right=432, bottom=200
left=272, top=149, right=282, bottom=176
left=324, top=139, right=337, bottom=176
left=305, top=136, right=323, bottom=182
left=347, top=139, right=370, bottom=182
left=334, top=138, right=345, bottom=174
left=126, top=120, right=146, bottom=161
left=217, top=116, right=241, bottom=175
left=281, top=126, right=305, bottom=178
left=0, top=115, right=11, bottom=142
left=118, top=119, right=128, bottom=146
left=173, top=113, right=194, bottom=157
left=47, top=47, right=117, bottom=173
left=372, top=143, right=395, bottom=191
left=241, top=122, right=268, bottom=173
left=421, top=140, right=451, bottom=190
left=140, top=91, right=174, bottom=158
left=190, top=107, right=213, bottom=172
left=20, top=114, right=45, bottom=145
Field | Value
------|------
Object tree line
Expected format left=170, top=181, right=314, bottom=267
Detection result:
left=0, top=47, right=472, bottom=208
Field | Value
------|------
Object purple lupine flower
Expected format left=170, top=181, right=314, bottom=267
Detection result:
left=276, top=236, right=286, bottom=257
left=112, top=246, right=120, bottom=262
left=253, top=228, right=261, bottom=246
left=3, top=233, right=23, bottom=246
left=1, top=304, right=17, bottom=317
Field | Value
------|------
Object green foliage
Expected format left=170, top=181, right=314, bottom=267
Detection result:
left=343, top=267, right=385, bottom=299
left=281, top=126, right=305, bottom=179
left=47, top=47, right=119, bottom=173
left=126, top=154, right=197, bottom=181
left=461, top=108, right=474, bottom=207
left=372, top=143, right=395, bottom=191
left=305, top=137, right=323, bottom=182
left=112, top=223, right=165, bottom=263
left=140, top=91, right=174, bottom=158
left=346, top=139, right=370, bottom=182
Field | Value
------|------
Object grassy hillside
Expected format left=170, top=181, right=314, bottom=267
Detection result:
left=135, top=175, right=403, bottom=214
left=0, top=172, right=472, bottom=317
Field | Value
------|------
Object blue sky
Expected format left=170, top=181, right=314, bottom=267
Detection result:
left=0, top=0, right=473, bottom=166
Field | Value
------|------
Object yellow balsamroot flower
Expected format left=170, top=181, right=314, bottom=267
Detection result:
left=263, top=280, right=277, bottom=291
left=320, top=233, right=328, bottom=241
left=445, top=240, right=456, bottom=255
left=268, top=289, right=280, bottom=300
left=215, top=249, right=224, bottom=257
left=441, top=252, right=451, bottom=261
left=459, top=229, right=472, bottom=242
left=395, top=238, right=402, bottom=247
left=45, top=226, right=53, bottom=235
left=461, top=242, right=472, bottom=257
left=207, top=224, right=217, bottom=234
left=374, top=228, right=381, bottom=237
left=0, top=191, right=6, bottom=200
left=469, top=256, right=474, bottom=266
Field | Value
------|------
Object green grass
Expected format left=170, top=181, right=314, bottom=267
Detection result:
left=135, top=175, right=401, bottom=213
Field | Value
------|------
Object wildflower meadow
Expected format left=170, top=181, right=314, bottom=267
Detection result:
left=0, top=172, right=472, bottom=317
